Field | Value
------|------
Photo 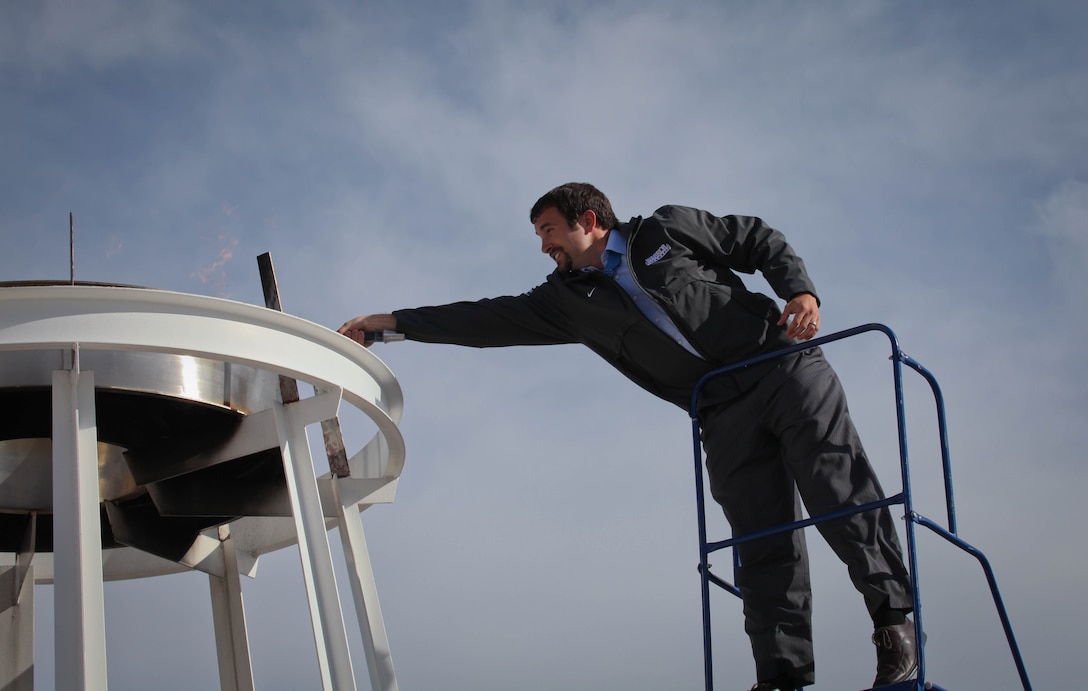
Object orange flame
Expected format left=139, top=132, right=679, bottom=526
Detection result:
left=192, top=233, right=240, bottom=295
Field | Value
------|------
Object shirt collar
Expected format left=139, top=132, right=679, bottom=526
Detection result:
left=605, top=228, right=626, bottom=255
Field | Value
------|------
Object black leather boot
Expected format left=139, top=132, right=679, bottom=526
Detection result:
left=872, top=619, right=921, bottom=686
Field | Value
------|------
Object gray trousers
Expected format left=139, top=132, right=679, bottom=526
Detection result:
left=700, top=347, right=913, bottom=686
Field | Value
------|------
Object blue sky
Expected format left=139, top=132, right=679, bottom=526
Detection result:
left=3, top=0, right=1086, bottom=689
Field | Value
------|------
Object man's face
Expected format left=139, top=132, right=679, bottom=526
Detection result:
left=533, top=206, right=596, bottom=272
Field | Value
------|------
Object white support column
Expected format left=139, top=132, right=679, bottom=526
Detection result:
left=333, top=478, right=399, bottom=691
left=52, top=367, right=108, bottom=691
left=1, top=513, right=36, bottom=691
left=209, top=525, right=255, bottom=691
left=274, top=394, right=357, bottom=691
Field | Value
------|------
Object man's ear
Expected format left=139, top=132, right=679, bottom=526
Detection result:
left=580, top=209, right=598, bottom=233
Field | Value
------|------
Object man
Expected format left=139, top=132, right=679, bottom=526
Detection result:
left=340, top=182, right=919, bottom=690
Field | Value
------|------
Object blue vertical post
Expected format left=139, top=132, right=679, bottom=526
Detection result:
left=692, top=415, right=715, bottom=691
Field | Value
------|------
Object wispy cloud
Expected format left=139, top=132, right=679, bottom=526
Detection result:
left=0, top=0, right=200, bottom=73
left=104, top=233, right=123, bottom=258
left=1033, top=179, right=1088, bottom=298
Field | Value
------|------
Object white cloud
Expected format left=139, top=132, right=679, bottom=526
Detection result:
left=0, top=0, right=201, bottom=73
left=1033, top=179, right=1088, bottom=298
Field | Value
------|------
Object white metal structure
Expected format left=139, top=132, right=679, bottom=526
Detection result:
left=0, top=284, right=405, bottom=691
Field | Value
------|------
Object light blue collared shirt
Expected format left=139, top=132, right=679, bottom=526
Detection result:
left=593, top=230, right=704, bottom=358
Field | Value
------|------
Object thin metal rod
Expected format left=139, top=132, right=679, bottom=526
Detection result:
left=256, top=252, right=353, bottom=477
left=914, top=514, right=1034, bottom=690
left=901, top=355, right=958, bottom=534
left=69, top=212, right=75, bottom=285
left=69, top=213, right=81, bottom=372
left=703, top=494, right=904, bottom=554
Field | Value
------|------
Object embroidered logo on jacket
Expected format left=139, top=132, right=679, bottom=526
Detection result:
left=644, top=243, right=672, bottom=266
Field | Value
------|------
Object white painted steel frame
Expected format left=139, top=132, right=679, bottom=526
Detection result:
left=1, top=514, right=36, bottom=691
left=334, top=477, right=399, bottom=691
left=209, top=526, right=255, bottom=691
left=0, top=285, right=406, bottom=690
left=52, top=368, right=109, bottom=691
left=275, top=392, right=357, bottom=690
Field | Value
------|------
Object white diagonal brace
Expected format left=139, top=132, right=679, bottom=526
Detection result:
left=209, top=526, right=255, bottom=691
left=333, top=477, right=399, bottom=691
left=275, top=397, right=356, bottom=691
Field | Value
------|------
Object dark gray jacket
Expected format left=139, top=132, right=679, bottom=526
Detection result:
left=394, top=205, right=819, bottom=411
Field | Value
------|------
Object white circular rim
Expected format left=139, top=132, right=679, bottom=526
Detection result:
left=0, top=284, right=406, bottom=579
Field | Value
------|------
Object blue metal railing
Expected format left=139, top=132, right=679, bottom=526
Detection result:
left=689, top=323, right=1031, bottom=691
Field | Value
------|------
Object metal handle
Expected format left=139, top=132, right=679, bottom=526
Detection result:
left=363, top=330, right=405, bottom=343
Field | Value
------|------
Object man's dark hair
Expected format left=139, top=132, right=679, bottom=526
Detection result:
left=530, top=182, right=619, bottom=229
